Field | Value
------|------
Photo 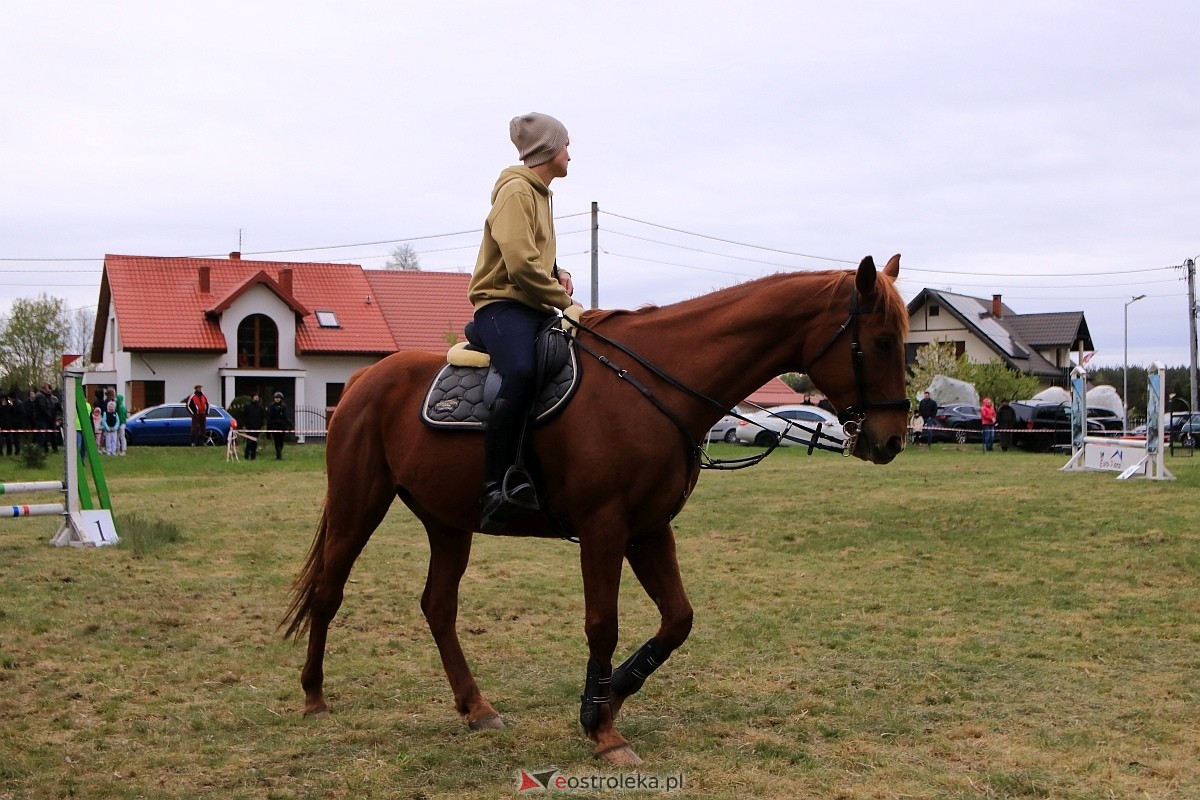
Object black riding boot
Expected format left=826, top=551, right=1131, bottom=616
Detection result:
left=479, top=399, right=538, bottom=532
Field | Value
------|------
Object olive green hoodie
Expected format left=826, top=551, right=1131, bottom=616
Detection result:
left=468, top=166, right=573, bottom=312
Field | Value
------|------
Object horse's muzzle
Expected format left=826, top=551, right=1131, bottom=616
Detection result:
left=855, top=431, right=906, bottom=464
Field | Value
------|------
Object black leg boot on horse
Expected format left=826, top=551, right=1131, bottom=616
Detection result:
left=479, top=398, right=538, bottom=532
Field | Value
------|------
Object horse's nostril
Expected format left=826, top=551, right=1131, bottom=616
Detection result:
left=886, top=435, right=905, bottom=455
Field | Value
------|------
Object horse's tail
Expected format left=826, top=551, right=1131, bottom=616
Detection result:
left=280, top=503, right=329, bottom=640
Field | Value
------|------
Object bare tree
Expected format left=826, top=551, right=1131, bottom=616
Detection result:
left=67, top=307, right=97, bottom=367
left=385, top=243, right=422, bottom=271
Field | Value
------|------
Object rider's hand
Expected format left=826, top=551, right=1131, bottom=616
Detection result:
left=557, top=270, right=575, bottom=296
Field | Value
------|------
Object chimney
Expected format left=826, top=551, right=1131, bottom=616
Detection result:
left=199, top=264, right=210, bottom=294
left=229, top=251, right=241, bottom=260
left=992, top=294, right=1002, bottom=319
left=279, top=267, right=293, bottom=296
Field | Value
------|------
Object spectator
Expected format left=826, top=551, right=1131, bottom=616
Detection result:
left=33, top=383, right=60, bottom=454
left=115, top=393, right=128, bottom=455
left=91, top=405, right=103, bottom=449
left=0, top=392, right=19, bottom=456
left=981, top=397, right=997, bottom=452
left=997, top=400, right=1018, bottom=452
left=241, top=393, right=266, bottom=461
left=266, top=391, right=292, bottom=461
left=100, top=400, right=120, bottom=455
left=186, top=385, right=209, bottom=446
left=917, top=391, right=938, bottom=447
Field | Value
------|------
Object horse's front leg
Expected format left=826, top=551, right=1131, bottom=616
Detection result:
left=577, top=529, right=642, bottom=764
left=420, top=522, right=504, bottom=730
left=610, top=524, right=693, bottom=719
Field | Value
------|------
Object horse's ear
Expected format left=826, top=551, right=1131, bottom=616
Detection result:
left=883, top=254, right=900, bottom=278
left=856, top=256, right=877, bottom=296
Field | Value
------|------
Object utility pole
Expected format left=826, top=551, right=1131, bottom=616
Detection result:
left=590, top=202, right=599, bottom=309
left=1124, top=294, right=1145, bottom=433
left=1188, top=258, right=1198, bottom=417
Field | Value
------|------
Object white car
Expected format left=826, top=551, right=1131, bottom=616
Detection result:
left=706, top=413, right=740, bottom=443
left=733, top=404, right=847, bottom=449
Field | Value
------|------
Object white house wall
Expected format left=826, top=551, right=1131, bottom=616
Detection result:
left=907, top=303, right=999, bottom=363
left=302, top=356, right=378, bottom=406
left=138, top=354, right=229, bottom=406
left=219, top=286, right=299, bottom=369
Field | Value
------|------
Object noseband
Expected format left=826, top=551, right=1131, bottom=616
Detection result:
left=800, top=288, right=912, bottom=441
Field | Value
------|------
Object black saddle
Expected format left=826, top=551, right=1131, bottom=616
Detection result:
left=420, top=316, right=580, bottom=430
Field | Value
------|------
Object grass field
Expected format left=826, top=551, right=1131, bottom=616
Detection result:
left=1, top=442, right=1198, bottom=799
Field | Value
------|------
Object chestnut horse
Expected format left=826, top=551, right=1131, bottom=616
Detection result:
left=283, top=255, right=910, bottom=764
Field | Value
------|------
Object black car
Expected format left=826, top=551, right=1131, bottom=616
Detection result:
left=1084, top=407, right=1124, bottom=432
left=1009, top=402, right=1103, bottom=452
left=928, top=403, right=982, bottom=443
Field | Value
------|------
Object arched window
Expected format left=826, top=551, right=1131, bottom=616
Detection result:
left=237, top=314, right=279, bottom=368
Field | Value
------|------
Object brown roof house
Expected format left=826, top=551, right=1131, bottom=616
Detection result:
left=88, top=254, right=474, bottom=431
left=906, top=289, right=1094, bottom=385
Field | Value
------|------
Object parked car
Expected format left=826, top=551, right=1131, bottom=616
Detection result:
left=706, top=413, right=740, bottom=443
left=1164, top=412, right=1198, bottom=442
left=1083, top=407, right=1124, bottom=432
left=1174, top=415, right=1200, bottom=446
left=733, top=404, right=846, bottom=449
left=124, top=403, right=234, bottom=446
left=1009, top=402, right=1103, bottom=452
left=929, top=403, right=982, bottom=443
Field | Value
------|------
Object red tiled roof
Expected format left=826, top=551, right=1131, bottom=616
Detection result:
left=364, top=270, right=474, bottom=353
left=206, top=270, right=309, bottom=318
left=99, top=255, right=401, bottom=355
left=744, top=376, right=801, bottom=407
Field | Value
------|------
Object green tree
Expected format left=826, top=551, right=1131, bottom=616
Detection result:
left=779, top=372, right=813, bottom=393
left=905, top=340, right=964, bottom=401
left=0, top=294, right=70, bottom=389
left=960, top=360, right=1043, bottom=403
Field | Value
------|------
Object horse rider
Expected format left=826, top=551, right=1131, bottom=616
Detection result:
left=467, top=112, right=582, bottom=531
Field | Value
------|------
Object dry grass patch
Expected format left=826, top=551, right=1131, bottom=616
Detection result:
left=0, top=444, right=1198, bottom=798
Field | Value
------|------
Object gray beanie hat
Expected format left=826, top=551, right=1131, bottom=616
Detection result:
left=510, top=112, right=568, bottom=167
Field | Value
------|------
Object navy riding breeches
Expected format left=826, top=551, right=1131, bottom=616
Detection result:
left=472, top=300, right=551, bottom=408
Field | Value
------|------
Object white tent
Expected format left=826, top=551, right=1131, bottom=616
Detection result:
left=1030, top=386, right=1070, bottom=404
left=1087, top=385, right=1125, bottom=420
left=926, top=375, right=978, bottom=406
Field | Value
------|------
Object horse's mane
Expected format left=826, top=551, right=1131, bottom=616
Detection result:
left=582, top=267, right=909, bottom=337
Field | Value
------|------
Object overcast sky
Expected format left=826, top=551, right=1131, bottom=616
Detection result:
left=2, top=1, right=1197, bottom=370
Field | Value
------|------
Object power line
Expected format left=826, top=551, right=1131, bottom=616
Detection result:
left=601, top=250, right=762, bottom=278
left=0, top=207, right=1182, bottom=282
left=599, top=210, right=856, bottom=265
left=602, top=229, right=813, bottom=271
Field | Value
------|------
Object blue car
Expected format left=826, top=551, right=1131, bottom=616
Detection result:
left=124, top=403, right=233, bottom=446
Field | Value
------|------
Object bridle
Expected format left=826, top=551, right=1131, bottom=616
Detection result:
left=799, top=286, right=912, bottom=437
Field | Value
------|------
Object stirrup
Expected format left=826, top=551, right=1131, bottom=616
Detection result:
left=479, top=468, right=539, bottom=532
left=499, top=465, right=538, bottom=511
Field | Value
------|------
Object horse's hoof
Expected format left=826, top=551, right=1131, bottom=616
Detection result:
left=468, top=712, right=505, bottom=730
left=595, top=745, right=642, bottom=765
left=303, top=706, right=330, bottom=718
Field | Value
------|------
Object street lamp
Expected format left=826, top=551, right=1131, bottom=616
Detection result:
left=1123, top=294, right=1146, bottom=433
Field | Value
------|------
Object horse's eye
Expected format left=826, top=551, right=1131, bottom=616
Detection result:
left=874, top=337, right=894, bottom=353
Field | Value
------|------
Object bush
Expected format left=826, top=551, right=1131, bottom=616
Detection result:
left=18, top=446, right=46, bottom=469
left=115, top=513, right=183, bottom=558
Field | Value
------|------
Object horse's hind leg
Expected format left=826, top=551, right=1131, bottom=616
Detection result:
left=610, top=524, right=693, bottom=719
left=420, top=521, right=504, bottom=730
left=299, top=473, right=394, bottom=717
